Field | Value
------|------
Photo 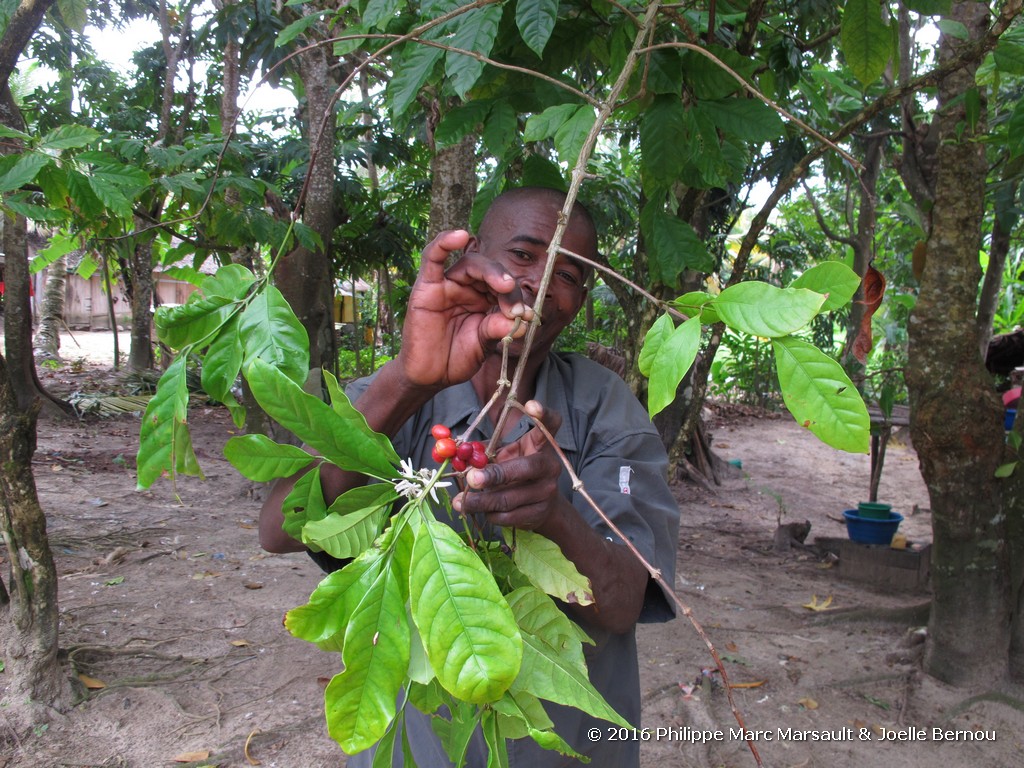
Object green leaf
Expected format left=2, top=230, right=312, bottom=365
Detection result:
left=430, top=698, right=479, bottom=765
left=275, top=9, right=326, bottom=47
left=905, top=0, right=951, bottom=14
left=388, top=43, right=444, bottom=117
left=505, top=586, right=591, bottom=669
left=409, top=516, right=522, bottom=704
left=0, top=152, right=50, bottom=193
left=513, top=633, right=630, bottom=728
left=285, top=551, right=386, bottom=650
left=516, top=0, right=558, bottom=57
left=65, top=168, right=104, bottom=217
left=697, top=99, right=786, bottom=143
left=0, top=125, right=30, bottom=141
left=223, top=434, right=313, bottom=482
left=638, top=313, right=673, bottom=377
left=201, top=263, right=256, bottom=300
left=995, top=462, right=1018, bottom=478
left=772, top=336, right=870, bottom=454
left=435, top=100, right=490, bottom=148
left=481, top=709, right=510, bottom=768
left=994, top=40, right=1024, bottom=75
left=155, top=294, right=238, bottom=350
left=713, top=282, right=825, bottom=337
left=57, top=0, right=88, bottom=31
left=841, top=0, right=893, bottom=87
left=87, top=173, right=133, bottom=219
left=482, top=101, right=518, bottom=158
left=38, top=124, right=99, bottom=150
left=790, top=262, right=861, bottom=313
left=936, top=19, right=969, bottom=41
left=644, top=316, right=702, bottom=418
left=524, top=103, right=579, bottom=143
left=645, top=49, right=683, bottom=95
left=446, top=4, right=503, bottom=97
left=520, top=154, right=567, bottom=190
left=325, top=564, right=410, bottom=753
left=505, top=529, right=593, bottom=606
left=200, top=319, right=245, bottom=427
left=303, top=484, right=398, bottom=559
left=281, top=467, right=329, bottom=540
left=640, top=206, right=714, bottom=284
left=245, top=359, right=399, bottom=479
left=239, top=286, right=310, bottom=385
left=554, top=106, right=596, bottom=168
left=363, top=0, right=403, bottom=30
left=640, top=97, right=690, bottom=188
left=136, top=357, right=198, bottom=489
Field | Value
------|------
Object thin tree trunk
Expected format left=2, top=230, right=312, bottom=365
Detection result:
left=276, top=17, right=336, bottom=378
left=0, top=348, right=71, bottom=721
left=125, top=232, right=154, bottom=372
left=906, top=0, right=1010, bottom=687
left=428, top=132, right=477, bottom=239
left=33, top=254, right=66, bottom=361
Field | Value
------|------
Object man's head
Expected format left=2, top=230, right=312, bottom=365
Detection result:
left=466, top=187, right=598, bottom=357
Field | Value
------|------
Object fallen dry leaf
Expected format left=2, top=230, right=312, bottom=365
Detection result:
left=78, top=674, right=106, bottom=690
left=725, top=641, right=738, bottom=653
left=802, top=594, right=834, bottom=612
left=730, top=680, right=767, bottom=689
left=229, top=639, right=251, bottom=647
left=797, top=697, right=819, bottom=710
left=172, top=751, right=210, bottom=763
left=244, top=729, right=262, bottom=766
left=243, top=582, right=264, bottom=590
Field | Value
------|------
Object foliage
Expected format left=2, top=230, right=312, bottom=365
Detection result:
left=642, top=263, right=869, bottom=452
left=139, top=264, right=627, bottom=762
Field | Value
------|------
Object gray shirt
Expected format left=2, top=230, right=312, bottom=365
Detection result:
left=341, top=352, right=680, bottom=767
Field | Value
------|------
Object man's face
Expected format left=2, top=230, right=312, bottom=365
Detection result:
left=467, top=195, right=592, bottom=359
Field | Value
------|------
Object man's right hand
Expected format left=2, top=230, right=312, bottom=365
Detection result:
left=396, top=230, right=532, bottom=389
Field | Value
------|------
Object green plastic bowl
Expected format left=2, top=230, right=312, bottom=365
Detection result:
left=857, top=501, right=893, bottom=520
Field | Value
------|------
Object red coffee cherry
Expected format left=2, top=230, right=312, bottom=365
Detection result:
left=434, top=437, right=457, bottom=459
left=430, top=424, right=451, bottom=440
left=469, top=450, right=489, bottom=469
left=469, top=441, right=486, bottom=455
left=451, top=456, right=467, bottom=472
left=455, top=441, right=475, bottom=461
left=431, top=446, right=444, bottom=464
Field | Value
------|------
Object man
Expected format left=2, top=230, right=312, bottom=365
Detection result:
left=260, top=187, right=680, bottom=766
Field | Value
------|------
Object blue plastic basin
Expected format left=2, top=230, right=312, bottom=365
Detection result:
left=843, top=509, right=903, bottom=546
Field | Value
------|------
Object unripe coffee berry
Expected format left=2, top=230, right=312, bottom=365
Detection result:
left=430, top=424, right=451, bottom=440
left=434, top=437, right=457, bottom=459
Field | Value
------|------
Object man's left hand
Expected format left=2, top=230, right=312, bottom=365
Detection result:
left=452, top=400, right=566, bottom=532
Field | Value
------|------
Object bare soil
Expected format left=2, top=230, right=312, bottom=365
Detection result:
left=3, top=331, right=1023, bottom=768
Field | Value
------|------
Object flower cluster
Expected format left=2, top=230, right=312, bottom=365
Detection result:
left=391, top=458, right=451, bottom=504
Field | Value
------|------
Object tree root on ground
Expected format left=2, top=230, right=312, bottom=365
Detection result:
left=943, top=689, right=1024, bottom=721
left=810, top=601, right=931, bottom=626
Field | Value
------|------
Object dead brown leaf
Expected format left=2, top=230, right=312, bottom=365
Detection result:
left=172, top=751, right=210, bottom=763
left=244, top=729, right=262, bottom=766
left=78, top=674, right=106, bottom=690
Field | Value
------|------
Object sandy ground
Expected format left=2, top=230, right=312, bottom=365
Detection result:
left=2, top=334, right=1022, bottom=768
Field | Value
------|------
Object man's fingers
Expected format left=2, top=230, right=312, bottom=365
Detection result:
left=419, top=229, right=471, bottom=282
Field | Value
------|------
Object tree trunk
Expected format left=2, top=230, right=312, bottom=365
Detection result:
left=428, top=133, right=477, bottom=239
left=124, top=232, right=155, bottom=372
left=33, top=255, right=66, bottom=361
left=906, top=1, right=1010, bottom=687
left=976, top=162, right=1021, bottom=356
left=0, top=349, right=72, bottom=723
left=276, top=21, right=336, bottom=377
